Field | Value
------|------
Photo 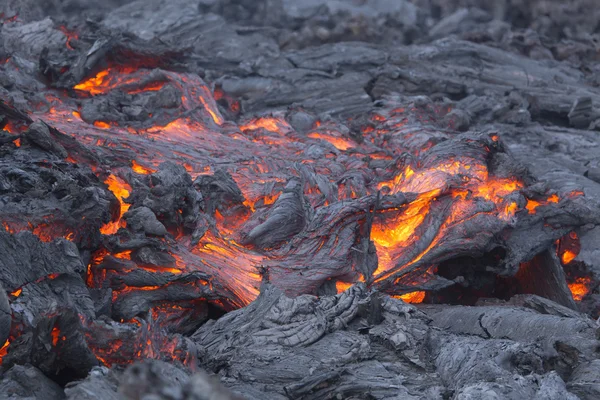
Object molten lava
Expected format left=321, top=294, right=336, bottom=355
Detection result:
left=132, top=160, right=156, bottom=175
left=100, top=174, right=131, bottom=235
left=240, top=117, right=289, bottom=133
left=562, top=250, right=577, bottom=265
left=395, top=291, right=426, bottom=304
left=74, top=67, right=142, bottom=95
left=335, top=281, right=353, bottom=293
left=51, top=327, right=61, bottom=346
left=526, top=193, right=560, bottom=214
left=0, top=340, right=9, bottom=366
left=568, top=277, right=592, bottom=301
left=557, top=231, right=581, bottom=265
left=307, top=132, right=355, bottom=151
left=58, top=25, right=78, bottom=49
left=1, top=57, right=589, bottom=370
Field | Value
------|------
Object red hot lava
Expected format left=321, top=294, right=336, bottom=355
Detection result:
left=0, top=59, right=594, bottom=368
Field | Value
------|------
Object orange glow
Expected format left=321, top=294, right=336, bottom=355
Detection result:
left=190, top=232, right=262, bottom=306
left=503, top=201, right=518, bottom=219
left=146, top=118, right=193, bottom=139
left=2, top=123, right=13, bottom=133
left=126, top=81, right=166, bottom=95
left=242, top=193, right=280, bottom=213
left=526, top=199, right=541, bottom=213
left=395, top=291, right=426, bottom=303
left=18, top=55, right=594, bottom=357
left=94, top=121, right=110, bottom=129
left=199, top=94, right=224, bottom=125
left=142, top=266, right=183, bottom=275
left=14, top=138, right=20, bottom=147
left=467, top=178, right=521, bottom=203
left=568, top=190, right=584, bottom=198
left=372, top=189, right=440, bottom=249
left=11, top=288, right=22, bottom=297
left=112, top=285, right=162, bottom=302
left=240, top=117, right=289, bottom=133
left=100, top=174, right=132, bottom=235
left=74, top=70, right=110, bottom=94
left=335, top=281, right=353, bottom=293
left=51, top=327, right=60, bottom=346
left=372, top=157, right=523, bottom=280
left=31, top=223, right=58, bottom=242
left=58, top=25, right=78, bottom=49
left=0, top=340, right=9, bottom=365
left=123, top=285, right=160, bottom=291
left=114, top=250, right=132, bottom=260
left=87, top=249, right=109, bottom=287
left=568, top=277, right=592, bottom=301
left=307, top=132, right=355, bottom=151
left=73, top=67, right=140, bottom=95
left=2, top=222, right=14, bottom=233
left=378, top=160, right=488, bottom=195
left=371, top=190, right=441, bottom=276
left=561, top=250, right=577, bottom=264
left=131, top=160, right=156, bottom=174
left=172, top=254, right=188, bottom=272
left=362, top=125, right=374, bottom=133
left=3, top=221, right=71, bottom=242
left=2, top=120, right=26, bottom=134
left=526, top=193, right=560, bottom=214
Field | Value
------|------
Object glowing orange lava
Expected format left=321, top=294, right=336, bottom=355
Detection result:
left=0, top=340, right=9, bottom=365
left=561, top=250, right=577, bottom=264
left=93, top=121, right=110, bottom=129
left=372, top=159, right=523, bottom=280
left=240, top=117, right=289, bottom=133
left=10, top=59, right=592, bottom=355
left=58, top=25, right=78, bottom=49
left=372, top=189, right=440, bottom=249
left=199, top=94, right=224, bottom=125
left=242, top=193, right=280, bottom=213
left=190, top=232, right=262, bottom=306
left=395, top=291, right=426, bottom=303
left=74, top=70, right=110, bottom=94
left=126, top=81, right=166, bottom=95
left=568, top=277, right=592, bottom=301
left=51, top=327, right=60, bottom=346
left=131, top=160, right=156, bottom=174
left=307, top=132, right=355, bottom=151
left=100, top=174, right=132, bottom=235
left=557, top=231, right=580, bottom=266
left=526, top=193, right=560, bottom=214
left=335, top=281, right=353, bottom=293
left=74, top=67, right=139, bottom=95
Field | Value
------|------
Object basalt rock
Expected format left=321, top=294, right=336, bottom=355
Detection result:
left=1, top=0, right=600, bottom=398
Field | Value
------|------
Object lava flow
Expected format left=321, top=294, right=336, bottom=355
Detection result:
left=100, top=174, right=132, bottom=235
left=0, top=53, right=594, bottom=371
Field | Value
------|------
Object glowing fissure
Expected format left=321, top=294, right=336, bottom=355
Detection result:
left=100, top=174, right=131, bottom=235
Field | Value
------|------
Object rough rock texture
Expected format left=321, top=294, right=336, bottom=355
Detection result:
left=0, top=0, right=599, bottom=398
left=192, top=285, right=599, bottom=399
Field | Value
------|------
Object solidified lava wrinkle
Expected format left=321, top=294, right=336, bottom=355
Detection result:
left=1, top=12, right=599, bottom=382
